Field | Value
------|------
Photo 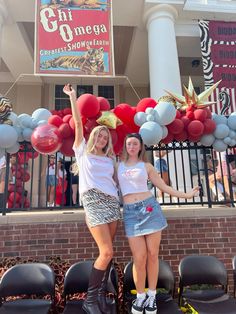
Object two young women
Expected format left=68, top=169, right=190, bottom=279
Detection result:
left=63, top=84, right=199, bottom=314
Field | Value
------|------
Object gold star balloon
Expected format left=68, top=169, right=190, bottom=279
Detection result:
left=96, top=111, right=122, bottom=129
left=164, top=77, right=221, bottom=111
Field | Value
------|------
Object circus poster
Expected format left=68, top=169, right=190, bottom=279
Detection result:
left=35, top=0, right=114, bottom=76
left=199, top=20, right=236, bottom=114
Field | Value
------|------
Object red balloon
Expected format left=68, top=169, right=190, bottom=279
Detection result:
left=12, top=170, right=21, bottom=179
left=188, top=134, right=201, bottom=142
left=22, top=171, right=30, bottom=182
left=63, top=114, right=72, bottom=123
left=58, top=123, right=73, bottom=139
left=9, top=191, right=21, bottom=203
left=186, top=106, right=194, bottom=112
left=76, top=93, right=100, bottom=118
left=84, top=118, right=98, bottom=133
left=176, top=111, right=181, bottom=119
left=63, top=108, right=72, bottom=116
left=109, top=129, right=118, bottom=146
left=27, top=151, right=39, bottom=159
left=60, top=137, right=74, bottom=157
left=31, top=124, right=63, bottom=155
left=48, top=115, right=63, bottom=128
left=187, top=120, right=204, bottom=137
left=203, top=119, right=216, bottom=134
left=161, top=132, right=174, bottom=144
left=186, top=111, right=194, bottom=120
left=181, top=116, right=191, bottom=129
left=174, top=130, right=188, bottom=142
left=193, top=109, right=207, bottom=122
left=17, top=152, right=29, bottom=164
left=136, top=98, right=157, bottom=112
left=113, top=103, right=134, bottom=125
left=97, top=97, right=111, bottom=111
left=8, top=184, right=15, bottom=193
left=167, top=119, right=184, bottom=135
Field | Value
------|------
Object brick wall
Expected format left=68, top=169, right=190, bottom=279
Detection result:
left=0, top=214, right=236, bottom=293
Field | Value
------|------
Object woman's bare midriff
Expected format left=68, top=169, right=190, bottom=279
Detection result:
left=123, top=191, right=153, bottom=204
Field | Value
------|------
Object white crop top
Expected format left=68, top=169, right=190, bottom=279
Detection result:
left=73, top=138, right=118, bottom=199
left=117, top=161, right=149, bottom=196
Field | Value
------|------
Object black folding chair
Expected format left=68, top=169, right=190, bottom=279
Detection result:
left=123, top=259, right=182, bottom=314
left=179, top=255, right=236, bottom=314
left=0, top=263, right=55, bottom=314
left=62, top=260, right=118, bottom=314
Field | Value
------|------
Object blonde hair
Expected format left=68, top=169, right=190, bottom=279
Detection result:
left=86, top=125, right=114, bottom=157
left=121, top=133, right=147, bottom=162
left=71, top=162, right=79, bottom=175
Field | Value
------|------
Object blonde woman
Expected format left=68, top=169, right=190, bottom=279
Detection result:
left=117, top=133, right=199, bottom=314
left=63, top=84, right=120, bottom=314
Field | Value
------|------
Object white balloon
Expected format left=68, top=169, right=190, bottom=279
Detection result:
left=139, top=121, right=163, bottom=146
left=32, top=108, right=52, bottom=122
left=37, top=120, right=48, bottom=126
left=154, top=102, right=176, bottom=126
left=0, top=125, right=18, bottom=149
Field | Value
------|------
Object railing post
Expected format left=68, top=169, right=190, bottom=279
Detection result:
left=2, top=153, right=10, bottom=215
left=202, top=149, right=212, bottom=208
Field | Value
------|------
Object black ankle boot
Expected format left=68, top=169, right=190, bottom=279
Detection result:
left=82, top=266, right=105, bottom=314
left=98, top=261, right=113, bottom=314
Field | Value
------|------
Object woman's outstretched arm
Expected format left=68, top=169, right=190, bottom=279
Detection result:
left=63, top=84, right=83, bottom=147
left=147, top=162, right=199, bottom=199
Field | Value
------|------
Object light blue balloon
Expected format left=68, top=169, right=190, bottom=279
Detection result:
left=212, top=113, right=227, bottom=125
left=162, top=126, right=168, bottom=139
left=134, top=112, right=147, bottom=126
left=146, top=114, right=155, bottom=122
left=229, top=130, right=235, bottom=139
left=145, top=107, right=155, bottom=115
left=32, top=108, right=52, bottom=122
left=17, top=113, right=32, bottom=128
left=8, top=112, right=18, bottom=126
left=223, top=137, right=232, bottom=145
left=6, top=142, right=20, bottom=154
left=154, top=102, right=176, bottom=126
left=200, top=134, right=215, bottom=146
left=0, top=125, right=18, bottom=149
left=214, top=124, right=229, bottom=139
left=213, top=139, right=228, bottom=152
left=230, top=139, right=236, bottom=147
left=37, top=120, right=48, bottom=126
left=153, top=110, right=160, bottom=123
left=0, top=148, right=5, bottom=158
left=139, top=121, right=163, bottom=146
left=23, top=128, right=33, bottom=142
left=227, top=114, right=236, bottom=131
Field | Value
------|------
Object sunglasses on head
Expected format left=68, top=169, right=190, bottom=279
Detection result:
left=126, top=133, right=143, bottom=143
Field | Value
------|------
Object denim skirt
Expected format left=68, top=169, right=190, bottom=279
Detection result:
left=123, top=195, right=167, bottom=237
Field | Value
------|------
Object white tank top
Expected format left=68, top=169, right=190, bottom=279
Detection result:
left=117, top=161, right=149, bottom=196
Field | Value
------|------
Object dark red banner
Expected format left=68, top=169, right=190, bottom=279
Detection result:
left=209, top=21, right=236, bottom=41
left=211, top=44, right=236, bottom=66
left=35, top=0, right=114, bottom=76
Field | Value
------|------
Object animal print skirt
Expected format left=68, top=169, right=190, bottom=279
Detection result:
left=82, top=188, right=121, bottom=227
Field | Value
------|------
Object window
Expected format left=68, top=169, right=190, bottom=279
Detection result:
left=54, top=85, right=114, bottom=110
left=55, top=85, right=71, bottom=111
left=98, top=86, right=114, bottom=109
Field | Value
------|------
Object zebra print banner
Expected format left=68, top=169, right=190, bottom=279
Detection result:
left=199, top=20, right=236, bottom=114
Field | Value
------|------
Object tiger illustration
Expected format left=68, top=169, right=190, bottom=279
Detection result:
left=41, top=47, right=105, bottom=74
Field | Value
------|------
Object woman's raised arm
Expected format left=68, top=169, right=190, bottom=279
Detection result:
left=63, top=84, right=83, bottom=147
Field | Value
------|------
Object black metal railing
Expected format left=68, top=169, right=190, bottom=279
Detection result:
left=0, top=141, right=235, bottom=215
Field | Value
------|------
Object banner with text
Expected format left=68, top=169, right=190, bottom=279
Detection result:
left=35, top=0, right=114, bottom=76
left=199, top=20, right=236, bottom=114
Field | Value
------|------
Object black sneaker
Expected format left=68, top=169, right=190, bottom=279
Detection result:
left=144, top=295, right=157, bottom=314
left=131, top=297, right=146, bottom=314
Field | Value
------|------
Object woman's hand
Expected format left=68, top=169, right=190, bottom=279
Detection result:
left=185, top=186, right=200, bottom=199
left=63, top=84, right=76, bottom=99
